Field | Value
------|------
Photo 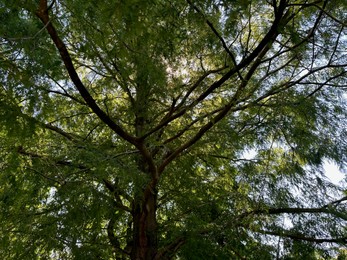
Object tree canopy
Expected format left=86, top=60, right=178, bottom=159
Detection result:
left=0, top=0, right=347, bottom=259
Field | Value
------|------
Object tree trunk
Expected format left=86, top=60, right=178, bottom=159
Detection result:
left=131, top=82, right=158, bottom=259
left=131, top=189, right=158, bottom=260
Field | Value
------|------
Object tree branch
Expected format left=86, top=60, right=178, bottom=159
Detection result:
left=186, top=0, right=242, bottom=80
left=258, top=229, right=347, bottom=244
left=143, top=0, right=291, bottom=147
left=35, top=0, right=138, bottom=145
left=103, top=179, right=132, bottom=212
left=141, top=66, right=228, bottom=140
left=243, top=197, right=347, bottom=221
left=107, top=217, right=130, bottom=256
left=155, top=236, right=186, bottom=260
left=158, top=3, right=292, bottom=172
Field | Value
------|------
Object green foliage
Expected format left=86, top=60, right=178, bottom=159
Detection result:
left=0, top=0, right=347, bottom=259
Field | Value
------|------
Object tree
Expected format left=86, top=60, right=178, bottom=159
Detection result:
left=0, top=0, right=346, bottom=259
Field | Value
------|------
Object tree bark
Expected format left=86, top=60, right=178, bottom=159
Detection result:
left=131, top=187, right=158, bottom=260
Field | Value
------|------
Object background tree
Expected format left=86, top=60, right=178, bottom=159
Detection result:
left=0, top=0, right=346, bottom=259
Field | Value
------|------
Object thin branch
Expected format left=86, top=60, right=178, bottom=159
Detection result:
left=203, top=154, right=261, bottom=163
left=103, top=179, right=132, bottom=212
left=328, top=25, right=345, bottom=65
left=3, top=18, right=52, bottom=41
left=47, top=89, right=86, bottom=105
left=242, top=197, right=347, bottom=221
left=43, top=123, right=78, bottom=141
left=26, top=166, right=62, bottom=185
left=312, top=3, right=347, bottom=27
left=174, top=66, right=229, bottom=112
left=155, top=236, right=186, bottom=260
left=258, top=230, right=347, bottom=244
left=163, top=107, right=223, bottom=145
left=142, top=67, right=228, bottom=140
left=324, top=196, right=347, bottom=207
left=17, top=146, right=87, bottom=170
left=186, top=0, right=243, bottom=80
left=107, top=217, right=130, bottom=256
left=250, top=62, right=347, bottom=105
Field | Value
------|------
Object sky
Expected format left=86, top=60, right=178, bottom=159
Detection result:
left=324, top=160, right=346, bottom=185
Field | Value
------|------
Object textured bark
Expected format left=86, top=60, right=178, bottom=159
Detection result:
left=131, top=189, right=158, bottom=260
